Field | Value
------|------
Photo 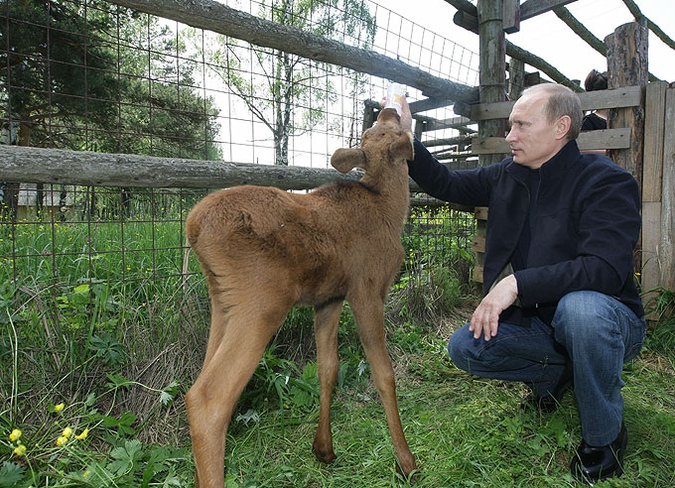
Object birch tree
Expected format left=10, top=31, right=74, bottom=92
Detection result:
left=187, top=0, right=376, bottom=165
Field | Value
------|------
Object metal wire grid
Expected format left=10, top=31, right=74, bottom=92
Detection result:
left=1, top=0, right=479, bottom=318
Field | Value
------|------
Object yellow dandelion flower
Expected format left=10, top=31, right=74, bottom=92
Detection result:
left=56, top=436, right=68, bottom=447
left=83, top=470, right=91, bottom=478
left=13, top=444, right=26, bottom=457
left=54, top=403, right=65, bottom=413
left=75, top=428, right=89, bottom=440
left=9, top=429, right=22, bottom=442
left=62, top=427, right=73, bottom=439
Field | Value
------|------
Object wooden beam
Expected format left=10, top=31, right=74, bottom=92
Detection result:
left=408, top=98, right=454, bottom=114
left=0, top=145, right=438, bottom=195
left=519, top=0, right=579, bottom=21
left=576, top=128, right=633, bottom=150
left=477, top=0, right=507, bottom=162
left=503, top=0, right=521, bottom=34
left=470, top=86, right=644, bottom=121
left=0, top=145, right=362, bottom=190
left=110, top=0, right=479, bottom=103
left=471, top=128, right=632, bottom=154
left=453, top=0, right=579, bottom=31
left=423, top=135, right=473, bottom=147
left=444, top=0, right=476, bottom=15
left=578, top=86, right=643, bottom=111
left=415, top=115, right=475, bottom=132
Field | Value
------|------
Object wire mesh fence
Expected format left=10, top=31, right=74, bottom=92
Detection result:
left=1, top=0, right=478, bottom=428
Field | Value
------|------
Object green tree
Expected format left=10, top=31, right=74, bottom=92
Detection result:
left=0, top=0, right=120, bottom=149
left=188, top=0, right=376, bottom=165
left=0, top=0, right=120, bottom=218
left=0, top=0, right=221, bottom=219
left=98, top=12, right=222, bottom=161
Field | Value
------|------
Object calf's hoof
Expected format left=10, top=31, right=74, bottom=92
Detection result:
left=395, top=456, right=419, bottom=483
left=312, top=446, right=337, bottom=465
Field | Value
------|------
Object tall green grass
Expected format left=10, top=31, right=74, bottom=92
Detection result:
left=2, top=204, right=673, bottom=487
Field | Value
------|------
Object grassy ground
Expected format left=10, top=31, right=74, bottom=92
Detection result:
left=2, top=296, right=675, bottom=487
left=2, top=214, right=674, bottom=486
left=212, top=309, right=675, bottom=488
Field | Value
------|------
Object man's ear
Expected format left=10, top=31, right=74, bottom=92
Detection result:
left=556, top=115, right=572, bottom=140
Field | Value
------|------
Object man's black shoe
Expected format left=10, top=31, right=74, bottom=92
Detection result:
left=521, top=365, right=574, bottom=413
left=570, top=424, right=628, bottom=484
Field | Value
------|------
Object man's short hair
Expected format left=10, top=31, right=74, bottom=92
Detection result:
left=523, top=84, right=583, bottom=140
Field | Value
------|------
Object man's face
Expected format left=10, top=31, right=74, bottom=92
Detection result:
left=505, top=92, right=566, bottom=169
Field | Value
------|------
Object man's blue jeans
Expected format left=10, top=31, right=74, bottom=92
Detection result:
left=447, top=291, right=646, bottom=446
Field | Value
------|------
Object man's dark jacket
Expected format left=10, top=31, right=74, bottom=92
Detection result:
left=408, top=138, right=644, bottom=322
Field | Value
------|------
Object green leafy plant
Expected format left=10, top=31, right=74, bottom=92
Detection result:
left=1, top=387, right=189, bottom=487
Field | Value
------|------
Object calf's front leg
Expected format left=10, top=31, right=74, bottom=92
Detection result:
left=351, top=298, right=417, bottom=477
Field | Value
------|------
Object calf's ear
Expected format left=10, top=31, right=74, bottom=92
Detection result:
left=389, top=132, right=414, bottom=161
left=331, top=148, right=367, bottom=173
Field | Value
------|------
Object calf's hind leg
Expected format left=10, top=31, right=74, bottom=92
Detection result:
left=186, top=304, right=288, bottom=488
left=312, top=300, right=344, bottom=464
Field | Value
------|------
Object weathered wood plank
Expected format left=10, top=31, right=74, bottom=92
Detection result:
left=470, top=86, right=643, bottom=121
left=578, top=86, right=643, bottom=111
left=641, top=82, right=667, bottom=314
left=642, top=82, right=667, bottom=203
left=641, top=201, right=662, bottom=315
left=472, top=235, right=486, bottom=253
left=660, top=87, right=675, bottom=290
left=475, top=207, right=489, bottom=220
left=416, top=115, right=475, bottom=133
left=470, top=128, right=632, bottom=155
left=577, top=128, right=632, bottom=150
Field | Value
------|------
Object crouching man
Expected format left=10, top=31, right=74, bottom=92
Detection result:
left=399, top=83, right=646, bottom=484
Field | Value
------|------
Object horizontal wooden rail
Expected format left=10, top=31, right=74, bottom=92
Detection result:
left=471, top=127, right=632, bottom=155
left=0, top=144, right=451, bottom=199
left=0, top=145, right=359, bottom=190
left=470, top=85, right=643, bottom=121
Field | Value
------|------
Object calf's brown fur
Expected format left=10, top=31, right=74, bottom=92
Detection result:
left=185, top=108, right=417, bottom=487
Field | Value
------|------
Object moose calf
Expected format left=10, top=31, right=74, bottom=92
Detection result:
left=185, top=108, right=417, bottom=487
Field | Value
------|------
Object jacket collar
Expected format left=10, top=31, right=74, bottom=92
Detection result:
left=505, top=139, right=581, bottom=183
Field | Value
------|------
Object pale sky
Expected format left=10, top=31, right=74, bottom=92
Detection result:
left=371, top=0, right=675, bottom=84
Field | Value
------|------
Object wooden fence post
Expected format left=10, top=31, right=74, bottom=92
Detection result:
left=605, top=21, right=648, bottom=183
left=473, top=0, right=507, bottom=289
left=660, top=87, right=675, bottom=292
left=605, top=21, right=649, bottom=282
